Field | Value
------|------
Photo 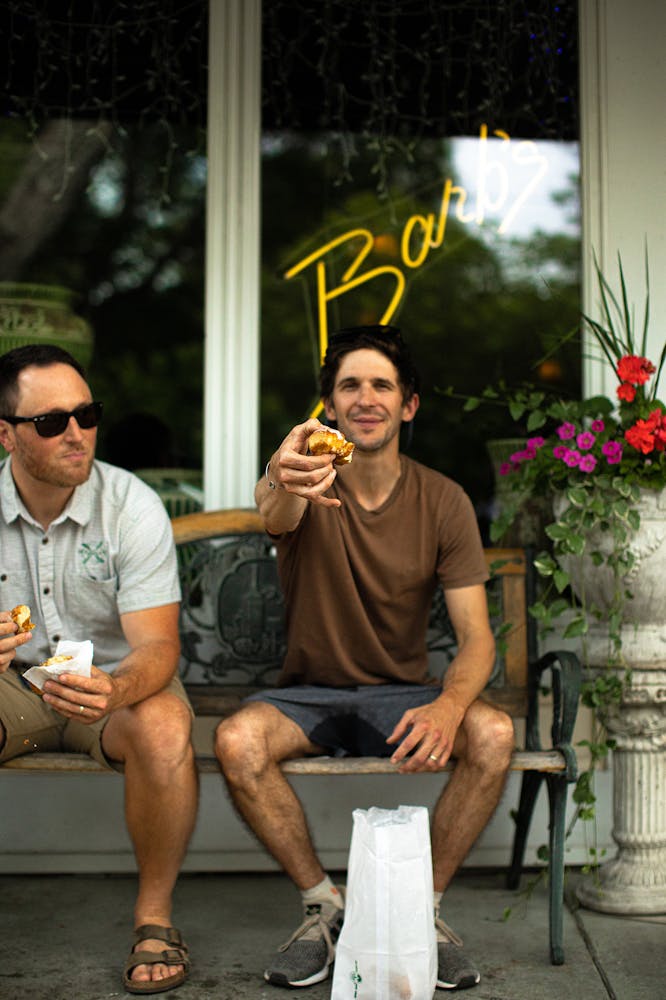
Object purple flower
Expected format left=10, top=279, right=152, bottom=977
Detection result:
left=591, top=419, right=605, bottom=433
left=557, top=422, right=577, bottom=440
left=579, top=454, right=597, bottom=473
left=576, top=431, right=596, bottom=451
left=602, top=440, right=623, bottom=465
left=564, top=449, right=581, bottom=467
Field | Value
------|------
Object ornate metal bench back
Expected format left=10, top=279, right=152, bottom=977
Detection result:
left=177, top=529, right=522, bottom=692
left=178, top=533, right=286, bottom=685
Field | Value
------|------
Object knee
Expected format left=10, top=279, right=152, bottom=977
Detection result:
left=464, top=705, right=514, bottom=774
left=215, top=712, right=267, bottom=785
left=124, top=693, right=193, bottom=767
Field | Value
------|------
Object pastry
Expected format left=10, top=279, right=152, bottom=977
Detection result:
left=307, top=428, right=355, bottom=465
left=11, top=604, right=35, bottom=633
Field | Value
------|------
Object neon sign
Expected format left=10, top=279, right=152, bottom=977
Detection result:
left=284, top=125, right=549, bottom=415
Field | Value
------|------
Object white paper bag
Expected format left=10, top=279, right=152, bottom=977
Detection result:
left=22, top=639, right=94, bottom=692
left=331, top=805, right=437, bottom=1000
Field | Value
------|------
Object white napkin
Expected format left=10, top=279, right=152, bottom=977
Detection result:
left=23, top=639, right=94, bottom=692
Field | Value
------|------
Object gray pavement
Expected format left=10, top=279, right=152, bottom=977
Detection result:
left=1, top=870, right=663, bottom=1000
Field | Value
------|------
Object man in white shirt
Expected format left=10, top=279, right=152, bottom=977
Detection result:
left=0, top=344, right=197, bottom=996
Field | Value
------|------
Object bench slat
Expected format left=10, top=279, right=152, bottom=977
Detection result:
left=1, top=749, right=566, bottom=775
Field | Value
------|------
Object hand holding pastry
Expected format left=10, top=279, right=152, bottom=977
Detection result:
left=0, top=605, right=35, bottom=673
left=42, top=663, right=115, bottom=723
left=263, top=419, right=348, bottom=510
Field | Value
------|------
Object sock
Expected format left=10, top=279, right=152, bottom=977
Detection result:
left=302, top=875, right=344, bottom=910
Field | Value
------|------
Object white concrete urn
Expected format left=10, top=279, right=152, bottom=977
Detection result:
left=555, top=487, right=666, bottom=914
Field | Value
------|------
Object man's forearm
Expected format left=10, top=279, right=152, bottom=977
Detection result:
left=439, top=633, right=496, bottom=713
left=109, top=638, right=180, bottom=710
left=255, top=454, right=308, bottom=535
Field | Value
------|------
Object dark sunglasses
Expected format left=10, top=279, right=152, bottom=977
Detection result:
left=1, top=401, right=103, bottom=438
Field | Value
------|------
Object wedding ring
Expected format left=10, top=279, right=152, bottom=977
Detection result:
left=429, top=753, right=439, bottom=761
left=79, top=705, right=85, bottom=714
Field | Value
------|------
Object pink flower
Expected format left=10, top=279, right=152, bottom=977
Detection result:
left=579, top=454, right=597, bottom=473
left=576, top=431, right=596, bottom=451
left=563, top=449, right=581, bottom=467
left=499, top=462, right=513, bottom=476
left=591, top=419, right=605, bottom=433
left=509, top=448, right=537, bottom=463
left=526, top=436, right=545, bottom=449
left=557, top=422, right=576, bottom=440
left=602, top=440, right=623, bottom=464
left=552, top=444, right=568, bottom=459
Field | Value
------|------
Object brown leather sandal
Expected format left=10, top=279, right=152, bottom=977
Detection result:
left=123, top=924, right=190, bottom=995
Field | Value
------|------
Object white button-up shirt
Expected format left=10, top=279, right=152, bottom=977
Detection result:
left=0, top=458, right=180, bottom=671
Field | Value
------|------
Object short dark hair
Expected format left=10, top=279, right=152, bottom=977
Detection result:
left=0, top=344, right=86, bottom=417
left=319, top=325, right=420, bottom=403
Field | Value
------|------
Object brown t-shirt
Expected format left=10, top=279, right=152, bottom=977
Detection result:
left=274, top=455, right=488, bottom=687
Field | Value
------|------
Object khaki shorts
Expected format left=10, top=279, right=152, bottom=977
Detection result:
left=0, top=667, right=193, bottom=772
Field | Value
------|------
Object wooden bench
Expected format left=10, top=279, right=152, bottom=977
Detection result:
left=1, top=508, right=581, bottom=965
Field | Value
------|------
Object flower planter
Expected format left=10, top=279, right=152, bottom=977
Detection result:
left=0, top=283, right=93, bottom=369
left=556, top=488, right=666, bottom=914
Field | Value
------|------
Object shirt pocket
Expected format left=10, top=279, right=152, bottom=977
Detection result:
left=62, top=574, right=120, bottom=636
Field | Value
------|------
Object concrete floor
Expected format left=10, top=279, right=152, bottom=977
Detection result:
left=1, top=870, right=663, bottom=1000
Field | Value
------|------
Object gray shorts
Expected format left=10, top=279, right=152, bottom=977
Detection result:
left=245, top=684, right=441, bottom=757
left=0, top=667, right=193, bottom=772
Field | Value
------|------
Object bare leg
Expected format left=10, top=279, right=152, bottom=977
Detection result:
left=431, top=700, right=514, bottom=892
left=215, top=702, right=325, bottom=889
left=103, top=692, right=198, bottom=986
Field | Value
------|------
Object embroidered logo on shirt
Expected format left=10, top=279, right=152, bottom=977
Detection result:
left=79, top=541, right=107, bottom=566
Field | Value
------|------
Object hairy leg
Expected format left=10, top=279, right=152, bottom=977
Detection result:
left=431, top=700, right=514, bottom=892
left=103, top=692, right=198, bottom=986
left=215, top=702, right=325, bottom=889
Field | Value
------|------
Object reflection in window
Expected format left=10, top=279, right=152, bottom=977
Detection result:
left=1, top=2, right=208, bottom=478
left=260, top=131, right=580, bottom=539
left=0, top=121, right=206, bottom=473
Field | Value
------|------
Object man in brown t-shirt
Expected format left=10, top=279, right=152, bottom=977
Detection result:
left=215, top=326, right=514, bottom=992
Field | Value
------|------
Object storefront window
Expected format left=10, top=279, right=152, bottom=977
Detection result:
left=260, top=3, right=580, bottom=537
left=0, top=4, right=207, bottom=482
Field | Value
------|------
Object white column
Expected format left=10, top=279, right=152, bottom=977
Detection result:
left=204, top=0, right=261, bottom=509
left=578, top=0, right=666, bottom=401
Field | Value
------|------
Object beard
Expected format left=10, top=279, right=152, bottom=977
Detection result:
left=338, top=414, right=403, bottom=454
left=12, top=440, right=95, bottom=489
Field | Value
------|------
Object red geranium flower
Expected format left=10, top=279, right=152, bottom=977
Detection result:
left=624, top=409, right=664, bottom=454
left=617, top=354, right=656, bottom=386
left=617, top=382, right=636, bottom=402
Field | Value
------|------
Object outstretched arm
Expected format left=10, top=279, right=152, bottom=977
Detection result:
left=256, top=417, right=342, bottom=534
left=387, top=583, right=495, bottom=773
